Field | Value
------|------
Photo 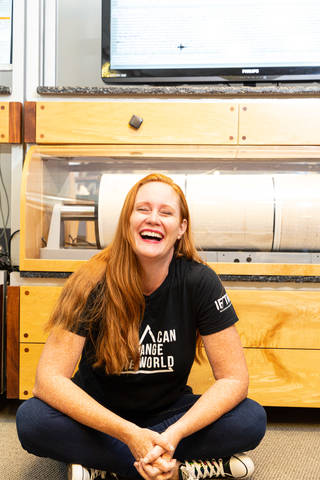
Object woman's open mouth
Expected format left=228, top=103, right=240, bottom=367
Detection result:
left=140, top=230, right=164, bottom=242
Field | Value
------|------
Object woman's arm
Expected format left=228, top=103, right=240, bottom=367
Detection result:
left=33, top=328, right=174, bottom=461
left=143, top=324, right=249, bottom=462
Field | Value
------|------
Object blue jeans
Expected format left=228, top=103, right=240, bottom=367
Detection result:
left=16, top=395, right=266, bottom=478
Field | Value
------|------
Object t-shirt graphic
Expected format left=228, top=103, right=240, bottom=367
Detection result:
left=123, top=324, right=176, bottom=374
left=214, top=293, right=232, bottom=313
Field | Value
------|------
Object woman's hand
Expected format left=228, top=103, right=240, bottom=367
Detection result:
left=142, top=427, right=180, bottom=465
left=127, top=426, right=174, bottom=462
left=125, top=426, right=176, bottom=480
left=134, top=428, right=181, bottom=480
left=135, top=449, right=177, bottom=480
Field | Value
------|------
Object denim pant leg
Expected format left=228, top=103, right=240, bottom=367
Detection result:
left=16, top=398, right=141, bottom=478
left=148, top=396, right=267, bottom=461
left=16, top=396, right=266, bottom=478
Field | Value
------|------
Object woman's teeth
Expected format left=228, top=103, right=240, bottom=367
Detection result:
left=140, top=231, right=163, bottom=241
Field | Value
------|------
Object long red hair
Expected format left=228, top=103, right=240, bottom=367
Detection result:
left=47, top=173, right=204, bottom=374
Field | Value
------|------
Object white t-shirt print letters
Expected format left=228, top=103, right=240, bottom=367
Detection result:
left=123, top=325, right=176, bottom=374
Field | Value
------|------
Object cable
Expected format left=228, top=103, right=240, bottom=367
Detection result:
left=8, top=229, right=20, bottom=264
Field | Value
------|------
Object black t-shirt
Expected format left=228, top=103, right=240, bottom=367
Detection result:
left=72, top=256, right=238, bottom=416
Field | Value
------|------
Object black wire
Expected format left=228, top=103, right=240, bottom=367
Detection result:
left=9, top=229, right=20, bottom=242
left=8, top=229, right=20, bottom=261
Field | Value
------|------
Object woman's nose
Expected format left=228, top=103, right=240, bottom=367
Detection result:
left=146, top=209, right=160, bottom=224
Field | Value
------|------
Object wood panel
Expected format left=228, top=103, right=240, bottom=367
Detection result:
left=0, top=102, right=9, bottom=143
left=239, top=100, right=320, bottom=145
left=6, top=286, right=20, bottom=398
left=9, top=102, right=22, bottom=143
left=228, top=290, right=320, bottom=349
left=35, top=102, right=238, bottom=145
left=19, top=343, right=43, bottom=399
left=188, top=348, right=320, bottom=407
left=24, top=102, right=36, bottom=143
left=20, top=286, right=63, bottom=342
left=19, top=258, right=85, bottom=273
left=245, top=348, right=320, bottom=407
left=20, top=258, right=320, bottom=277
left=20, top=343, right=320, bottom=406
left=17, top=143, right=320, bottom=159
left=19, top=343, right=78, bottom=400
left=18, top=285, right=320, bottom=348
left=212, top=261, right=320, bottom=277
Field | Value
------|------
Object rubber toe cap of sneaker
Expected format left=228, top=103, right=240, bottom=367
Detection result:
left=230, top=454, right=255, bottom=478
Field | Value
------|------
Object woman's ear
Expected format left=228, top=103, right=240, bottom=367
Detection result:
left=178, top=219, right=188, bottom=238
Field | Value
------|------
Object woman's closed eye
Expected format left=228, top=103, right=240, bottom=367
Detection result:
left=137, top=207, right=150, bottom=213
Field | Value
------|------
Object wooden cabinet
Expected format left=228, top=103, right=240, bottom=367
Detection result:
left=10, top=284, right=320, bottom=407
left=19, top=143, right=320, bottom=276
left=189, top=289, right=320, bottom=407
left=25, top=99, right=320, bottom=146
left=7, top=97, right=320, bottom=407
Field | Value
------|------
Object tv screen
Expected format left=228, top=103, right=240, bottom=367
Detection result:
left=101, top=0, right=320, bottom=85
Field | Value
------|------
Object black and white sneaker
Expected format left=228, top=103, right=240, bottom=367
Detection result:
left=67, top=464, right=108, bottom=480
left=178, top=453, right=254, bottom=479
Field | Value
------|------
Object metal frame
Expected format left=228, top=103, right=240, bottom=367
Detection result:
left=0, top=0, right=25, bottom=264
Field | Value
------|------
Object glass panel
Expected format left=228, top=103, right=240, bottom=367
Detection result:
left=22, top=147, right=320, bottom=265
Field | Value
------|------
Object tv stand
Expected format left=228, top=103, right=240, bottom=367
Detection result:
left=242, top=82, right=257, bottom=87
left=37, top=82, right=320, bottom=98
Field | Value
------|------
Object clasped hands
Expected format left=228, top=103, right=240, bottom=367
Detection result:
left=131, top=428, right=179, bottom=480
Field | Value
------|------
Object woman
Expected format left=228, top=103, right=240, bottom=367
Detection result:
left=16, top=173, right=266, bottom=480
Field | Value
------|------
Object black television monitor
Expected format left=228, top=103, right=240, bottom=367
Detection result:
left=101, top=0, right=320, bottom=85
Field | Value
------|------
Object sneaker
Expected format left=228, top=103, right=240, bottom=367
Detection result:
left=179, top=453, right=254, bottom=479
left=67, top=464, right=108, bottom=480
left=67, top=464, right=90, bottom=480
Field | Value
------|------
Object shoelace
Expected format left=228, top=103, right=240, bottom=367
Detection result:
left=90, top=469, right=107, bottom=479
left=183, top=459, right=227, bottom=478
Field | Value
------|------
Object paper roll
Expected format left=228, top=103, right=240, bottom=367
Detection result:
left=98, top=172, right=320, bottom=252
left=98, top=173, right=186, bottom=247
left=186, top=174, right=275, bottom=251
left=273, top=174, right=320, bottom=251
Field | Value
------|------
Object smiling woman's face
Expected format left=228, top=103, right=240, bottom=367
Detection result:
left=129, top=181, right=187, bottom=264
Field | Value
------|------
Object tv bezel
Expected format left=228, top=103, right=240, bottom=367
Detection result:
left=101, top=0, right=320, bottom=85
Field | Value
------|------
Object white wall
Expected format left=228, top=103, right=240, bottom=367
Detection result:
left=56, top=0, right=104, bottom=87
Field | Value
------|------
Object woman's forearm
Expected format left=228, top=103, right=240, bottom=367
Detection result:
left=164, top=378, right=248, bottom=446
left=33, top=373, right=175, bottom=464
left=33, top=329, right=141, bottom=445
left=33, top=374, right=138, bottom=444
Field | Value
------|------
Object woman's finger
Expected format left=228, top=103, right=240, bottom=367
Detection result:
left=143, top=440, right=175, bottom=465
left=135, top=460, right=161, bottom=479
left=151, top=457, right=177, bottom=473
